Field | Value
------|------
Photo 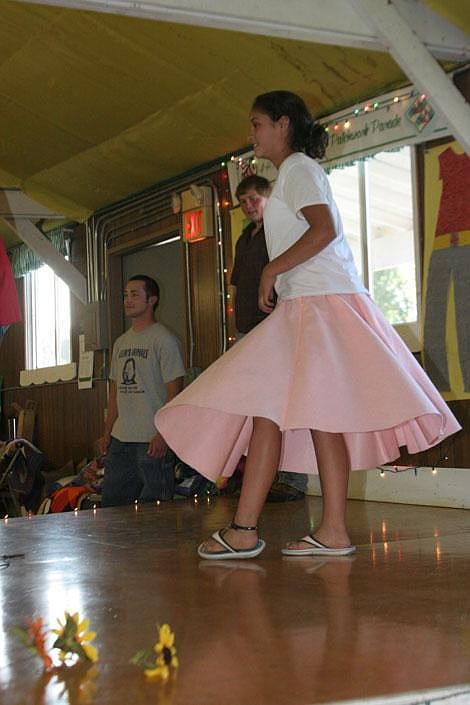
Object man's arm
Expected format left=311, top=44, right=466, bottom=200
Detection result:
left=165, top=377, right=184, bottom=403
left=98, top=381, right=118, bottom=456
left=147, top=376, right=184, bottom=457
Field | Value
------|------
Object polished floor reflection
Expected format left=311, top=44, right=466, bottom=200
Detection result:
left=1, top=496, right=469, bottom=705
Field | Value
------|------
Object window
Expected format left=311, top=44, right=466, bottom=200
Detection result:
left=328, top=146, right=420, bottom=350
left=24, top=264, right=71, bottom=369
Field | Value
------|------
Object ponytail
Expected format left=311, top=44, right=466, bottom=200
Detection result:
left=304, top=122, right=328, bottom=160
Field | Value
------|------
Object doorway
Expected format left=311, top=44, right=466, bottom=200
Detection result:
left=122, top=236, right=188, bottom=364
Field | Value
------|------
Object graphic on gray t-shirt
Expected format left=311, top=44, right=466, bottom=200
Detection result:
left=110, top=323, right=185, bottom=443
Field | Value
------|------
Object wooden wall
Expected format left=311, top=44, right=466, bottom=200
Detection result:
left=187, top=234, right=223, bottom=370
left=1, top=377, right=108, bottom=471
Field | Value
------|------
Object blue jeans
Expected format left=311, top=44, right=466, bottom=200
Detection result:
left=423, top=245, right=470, bottom=391
left=102, top=438, right=175, bottom=506
left=277, top=471, right=308, bottom=492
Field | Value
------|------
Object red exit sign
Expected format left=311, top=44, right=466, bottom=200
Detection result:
left=183, top=208, right=204, bottom=242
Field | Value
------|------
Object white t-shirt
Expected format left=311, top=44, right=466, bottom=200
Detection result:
left=110, top=323, right=185, bottom=442
left=263, top=152, right=367, bottom=299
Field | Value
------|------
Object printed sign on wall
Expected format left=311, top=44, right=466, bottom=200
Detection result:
left=320, top=87, right=449, bottom=169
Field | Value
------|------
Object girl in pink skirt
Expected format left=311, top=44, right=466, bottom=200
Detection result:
left=155, top=90, right=460, bottom=560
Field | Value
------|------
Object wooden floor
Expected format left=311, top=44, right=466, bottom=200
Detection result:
left=1, top=496, right=470, bottom=705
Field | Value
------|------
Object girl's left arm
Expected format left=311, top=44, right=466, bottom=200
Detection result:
left=258, top=204, right=335, bottom=313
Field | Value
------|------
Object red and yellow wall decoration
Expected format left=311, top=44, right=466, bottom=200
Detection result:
left=422, top=140, right=470, bottom=401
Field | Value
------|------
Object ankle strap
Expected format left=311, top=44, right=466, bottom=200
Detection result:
left=230, top=520, right=258, bottom=531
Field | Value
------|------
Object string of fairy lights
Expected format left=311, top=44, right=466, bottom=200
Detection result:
left=2, top=431, right=460, bottom=522
left=320, top=89, right=419, bottom=135
left=2, top=491, right=214, bottom=522
left=2, top=443, right=459, bottom=522
left=377, top=434, right=458, bottom=478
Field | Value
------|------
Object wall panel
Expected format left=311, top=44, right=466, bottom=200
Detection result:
left=2, top=381, right=107, bottom=470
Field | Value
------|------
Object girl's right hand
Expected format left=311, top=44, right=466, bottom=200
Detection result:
left=258, top=265, right=276, bottom=313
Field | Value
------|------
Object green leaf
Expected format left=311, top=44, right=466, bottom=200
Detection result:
left=11, top=625, right=41, bottom=658
left=52, top=614, right=88, bottom=661
left=129, top=650, right=154, bottom=669
left=11, top=625, right=31, bottom=647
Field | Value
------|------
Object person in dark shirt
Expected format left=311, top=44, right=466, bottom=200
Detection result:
left=231, top=175, right=272, bottom=336
left=230, top=175, right=307, bottom=500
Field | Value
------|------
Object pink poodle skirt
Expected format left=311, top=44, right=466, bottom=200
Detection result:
left=155, top=294, right=461, bottom=481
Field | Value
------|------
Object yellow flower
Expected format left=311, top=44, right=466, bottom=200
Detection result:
left=52, top=612, right=99, bottom=664
left=144, top=624, right=179, bottom=680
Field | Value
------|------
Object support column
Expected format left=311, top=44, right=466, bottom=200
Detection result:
left=351, top=0, right=470, bottom=152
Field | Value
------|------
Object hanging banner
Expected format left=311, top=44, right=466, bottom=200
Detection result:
left=227, top=85, right=451, bottom=202
left=319, top=86, right=450, bottom=169
left=421, top=140, right=470, bottom=401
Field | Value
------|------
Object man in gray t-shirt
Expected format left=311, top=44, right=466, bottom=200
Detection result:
left=99, top=275, right=185, bottom=506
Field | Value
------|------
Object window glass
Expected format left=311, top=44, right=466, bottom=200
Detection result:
left=366, top=147, right=417, bottom=324
left=329, top=146, right=418, bottom=328
left=328, top=163, right=363, bottom=279
left=25, top=265, right=71, bottom=369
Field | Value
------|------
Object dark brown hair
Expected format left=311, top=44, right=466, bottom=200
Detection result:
left=235, top=175, right=271, bottom=200
left=252, top=90, right=328, bottom=160
left=128, top=274, right=160, bottom=312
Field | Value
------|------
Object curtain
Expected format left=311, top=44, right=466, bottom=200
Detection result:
left=8, top=225, right=67, bottom=278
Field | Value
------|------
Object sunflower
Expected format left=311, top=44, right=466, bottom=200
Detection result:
left=144, top=624, right=179, bottom=680
left=51, top=612, right=99, bottom=664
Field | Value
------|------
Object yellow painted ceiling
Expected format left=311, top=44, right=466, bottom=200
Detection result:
left=422, top=0, right=470, bottom=35
left=0, top=0, right=466, bottom=231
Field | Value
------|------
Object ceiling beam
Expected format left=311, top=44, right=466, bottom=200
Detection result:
left=0, top=189, right=67, bottom=220
left=1, top=215, right=87, bottom=303
left=351, top=0, right=470, bottom=154
left=15, top=0, right=470, bottom=62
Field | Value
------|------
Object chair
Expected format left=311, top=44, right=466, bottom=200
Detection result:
left=0, top=440, right=45, bottom=517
